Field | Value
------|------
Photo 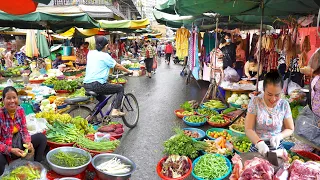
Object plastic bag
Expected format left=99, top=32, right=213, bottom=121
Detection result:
left=26, top=115, right=47, bottom=135
left=6, top=79, right=14, bottom=87
left=94, top=132, right=111, bottom=142
left=1, top=160, right=47, bottom=180
left=294, top=106, right=320, bottom=145
left=223, top=67, right=240, bottom=82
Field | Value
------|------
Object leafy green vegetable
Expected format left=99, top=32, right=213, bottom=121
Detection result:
left=197, top=108, right=218, bottom=116
left=193, top=154, right=229, bottom=179
left=2, top=164, right=41, bottom=180
left=209, top=114, right=226, bottom=123
left=43, top=77, right=58, bottom=85
left=76, top=136, right=120, bottom=151
left=50, top=151, right=89, bottom=167
left=222, top=107, right=237, bottom=114
left=68, top=87, right=86, bottom=98
left=185, top=115, right=206, bottom=123
left=180, top=101, right=193, bottom=111
left=53, top=80, right=78, bottom=92
left=46, top=121, right=83, bottom=143
left=164, top=128, right=207, bottom=159
left=292, top=105, right=303, bottom=120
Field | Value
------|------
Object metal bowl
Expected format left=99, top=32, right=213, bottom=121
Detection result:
left=46, top=147, right=92, bottom=176
left=91, top=153, right=136, bottom=180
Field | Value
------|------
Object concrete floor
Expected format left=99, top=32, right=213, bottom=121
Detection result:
left=113, top=58, right=211, bottom=180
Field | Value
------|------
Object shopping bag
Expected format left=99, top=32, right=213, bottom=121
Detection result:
left=152, top=58, right=157, bottom=69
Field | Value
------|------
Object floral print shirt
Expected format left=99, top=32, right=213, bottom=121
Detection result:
left=247, top=95, right=292, bottom=139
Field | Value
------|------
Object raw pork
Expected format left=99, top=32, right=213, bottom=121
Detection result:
left=288, top=160, right=320, bottom=180
left=230, top=154, right=243, bottom=180
left=239, top=157, right=274, bottom=180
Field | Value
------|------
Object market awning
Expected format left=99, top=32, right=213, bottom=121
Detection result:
left=59, top=27, right=101, bottom=38
left=0, top=11, right=100, bottom=31
left=99, top=19, right=150, bottom=29
left=0, top=0, right=50, bottom=15
left=155, top=0, right=176, bottom=14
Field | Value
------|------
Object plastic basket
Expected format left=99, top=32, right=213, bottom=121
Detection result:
left=293, top=150, right=320, bottom=161
left=182, top=128, right=206, bottom=141
left=47, top=140, right=75, bottom=149
left=229, top=103, right=242, bottom=109
left=174, top=109, right=196, bottom=119
left=192, top=154, right=232, bottom=180
left=207, top=117, right=230, bottom=128
left=156, top=156, right=192, bottom=180
left=206, top=128, right=233, bottom=140
left=229, top=124, right=246, bottom=136
left=182, top=116, right=207, bottom=127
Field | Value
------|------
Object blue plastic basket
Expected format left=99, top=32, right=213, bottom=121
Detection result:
left=182, top=116, right=207, bottom=127
left=183, top=128, right=206, bottom=141
left=206, top=128, right=233, bottom=140
left=192, top=154, right=232, bottom=180
left=282, top=141, right=295, bottom=150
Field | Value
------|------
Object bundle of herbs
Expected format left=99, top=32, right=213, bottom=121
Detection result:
left=164, top=128, right=207, bottom=159
left=46, top=121, right=83, bottom=143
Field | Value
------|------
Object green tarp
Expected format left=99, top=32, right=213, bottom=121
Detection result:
left=155, top=0, right=176, bottom=14
left=163, top=0, right=319, bottom=16
left=0, top=12, right=100, bottom=31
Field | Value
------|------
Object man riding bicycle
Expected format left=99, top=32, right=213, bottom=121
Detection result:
left=84, top=36, right=132, bottom=117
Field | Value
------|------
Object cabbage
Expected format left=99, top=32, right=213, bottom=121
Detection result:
left=240, top=94, right=249, bottom=100
left=41, top=99, right=50, bottom=106
left=228, top=97, right=236, bottom=103
left=235, top=99, right=244, bottom=105
left=243, top=100, right=249, bottom=105
left=231, top=94, right=239, bottom=98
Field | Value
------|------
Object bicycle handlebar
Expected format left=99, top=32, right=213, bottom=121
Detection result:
left=109, top=72, right=133, bottom=79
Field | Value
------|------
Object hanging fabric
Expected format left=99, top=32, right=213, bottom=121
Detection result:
left=192, top=26, right=200, bottom=80
left=176, top=27, right=191, bottom=59
left=203, top=32, right=215, bottom=59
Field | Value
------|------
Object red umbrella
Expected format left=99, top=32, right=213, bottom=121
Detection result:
left=0, top=0, right=50, bottom=15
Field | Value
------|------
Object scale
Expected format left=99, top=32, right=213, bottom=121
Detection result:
left=20, top=96, right=34, bottom=115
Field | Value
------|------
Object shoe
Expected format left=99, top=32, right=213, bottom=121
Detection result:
left=111, top=109, right=125, bottom=117
left=149, top=76, right=152, bottom=78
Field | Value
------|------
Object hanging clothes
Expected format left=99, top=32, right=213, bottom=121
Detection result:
left=203, top=32, right=215, bottom=57
left=192, top=27, right=200, bottom=80
left=188, top=29, right=195, bottom=70
left=250, top=34, right=259, bottom=56
left=176, top=27, right=191, bottom=59
left=246, top=33, right=250, bottom=59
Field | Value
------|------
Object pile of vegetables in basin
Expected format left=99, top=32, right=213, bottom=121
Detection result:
left=164, top=128, right=207, bottom=159
left=231, top=136, right=251, bottom=153
left=50, top=150, right=89, bottom=167
left=197, top=108, right=218, bottom=116
left=203, top=138, right=233, bottom=156
left=43, top=77, right=58, bottom=86
left=203, top=100, right=226, bottom=109
left=77, top=136, right=120, bottom=152
left=53, top=80, right=78, bottom=92
left=40, top=99, right=56, bottom=112
left=230, top=124, right=245, bottom=133
left=184, top=130, right=200, bottom=138
left=193, top=154, right=229, bottom=179
left=208, top=114, right=227, bottom=124
left=110, top=78, right=127, bottom=84
left=68, top=87, right=86, bottom=98
left=161, top=155, right=190, bottom=178
left=180, top=100, right=199, bottom=111
left=2, top=164, right=41, bottom=180
left=184, top=115, right=206, bottom=123
left=96, top=157, right=131, bottom=175
left=227, top=94, right=249, bottom=106
left=208, top=130, right=232, bottom=140
left=222, top=107, right=237, bottom=115
left=46, top=121, right=83, bottom=143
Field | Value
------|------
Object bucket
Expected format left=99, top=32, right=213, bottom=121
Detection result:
left=45, top=59, right=52, bottom=70
left=63, top=46, right=72, bottom=56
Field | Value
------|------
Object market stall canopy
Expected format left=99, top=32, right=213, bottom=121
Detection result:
left=99, top=19, right=150, bottom=29
left=0, top=0, right=50, bottom=15
left=0, top=11, right=100, bottom=31
left=155, top=0, right=176, bottom=14
left=143, top=33, right=162, bottom=38
left=59, top=27, right=102, bottom=38
left=172, top=0, right=319, bottom=16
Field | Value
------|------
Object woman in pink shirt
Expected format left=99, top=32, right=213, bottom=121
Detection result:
left=165, top=42, right=174, bottom=65
left=235, top=40, right=246, bottom=77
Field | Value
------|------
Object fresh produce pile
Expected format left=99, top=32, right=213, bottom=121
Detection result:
left=43, top=77, right=58, bottom=86
left=164, top=128, right=207, bottom=159
left=35, top=112, right=95, bottom=134
left=96, top=157, right=131, bottom=175
left=176, top=111, right=194, bottom=116
left=53, top=80, right=78, bottom=92
left=208, top=114, right=227, bottom=124
left=231, top=136, right=251, bottom=153
left=203, top=100, right=226, bottom=109
left=180, top=100, right=199, bottom=111
left=46, top=121, right=83, bottom=143
left=98, top=124, right=124, bottom=137
left=2, top=66, right=28, bottom=77
left=222, top=107, right=237, bottom=114
left=227, top=94, right=249, bottom=106
left=230, top=124, right=245, bottom=133
left=161, top=155, right=190, bottom=178
left=50, top=150, right=89, bottom=167
left=183, top=130, right=200, bottom=138
left=129, top=63, right=141, bottom=69
left=290, top=101, right=304, bottom=120
left=184, top=115, right=206, bottom=123
left=288, top=151, right=309, bottom=163
left=1, top=164, right=41, bottom=180
left=40, top=99, right=56, bottom=112
left=203, top=138, right=233, bottom=156
left=193, top=154, right=229, bottom=179
left=197, top=108, right=218, bottom=116
left=68, top=87, right=86, bottom=98
left=76, top=136, right=120, bottom=152
left=208, top=130, right=232, bottom=140
left=54, top=97, right=67, bottom=106
left=110, top=78, right=126, bottom=84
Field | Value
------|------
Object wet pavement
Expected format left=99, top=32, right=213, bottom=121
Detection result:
left=114, top=58, right=210, bottom=180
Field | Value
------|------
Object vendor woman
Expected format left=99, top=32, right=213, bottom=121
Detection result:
left=0, top=86, right=47, bottom=175
left=245, top=71, right=294, bottom=155
left=244, top=56, right=263, bottom=79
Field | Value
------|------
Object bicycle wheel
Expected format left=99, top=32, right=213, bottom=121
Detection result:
left=121, top=93, right=139, bottom=128
left=67, top=106, right=97, bottom=122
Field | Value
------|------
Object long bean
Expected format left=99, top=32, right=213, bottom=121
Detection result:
left=194, top=154, right=228, bottom=179
left=76, top=136, right=120, bottom=151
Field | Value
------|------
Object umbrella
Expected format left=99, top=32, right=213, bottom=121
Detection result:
left=0, top=0, right=51, bottom=15
left=37, top=30, right=50, bottom=58
left=25, top=30, right=39, bottom=58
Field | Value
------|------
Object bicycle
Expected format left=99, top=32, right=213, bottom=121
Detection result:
left=64, top=72, right=139, bottom=128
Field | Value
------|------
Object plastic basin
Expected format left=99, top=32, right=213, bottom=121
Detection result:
left=206, top=128, right=233, bottom=140
left=182, top=116, right=207, bottom=127
left=182, top=128, right=206, bottom=141
left=156, top=156, right=192, bottom=180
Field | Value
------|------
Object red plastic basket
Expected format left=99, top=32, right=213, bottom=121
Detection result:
left=46, top=170, right=85, bottom=180
left=156, top=156, right=192, bottom=180
left=293, top=150, right=320, bottom=161
left=174, top=109, right=196, bottom=119
left=207, top=119, right=230, bottom=127
left=47, top=140, right=75, bottom=150
left=76, top=135, right=119, bottom=157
